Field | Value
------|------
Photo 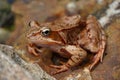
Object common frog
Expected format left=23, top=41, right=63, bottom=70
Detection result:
left=27, top=15, right=106, bottom=74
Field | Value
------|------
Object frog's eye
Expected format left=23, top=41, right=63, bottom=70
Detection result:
left=41, top=28, right=51, bottom=36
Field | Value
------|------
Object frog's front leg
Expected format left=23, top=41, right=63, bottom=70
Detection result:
left=50, top=45, right=87, bottom=74
left=27, top=43, right=44, bottom=56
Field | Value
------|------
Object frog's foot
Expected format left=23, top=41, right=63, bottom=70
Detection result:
left=89, top=37, right=106, bottom=70
left=89, top=49, right=104, bottom=70
left=50, top=65, right=69, bottom=75
left=59, top=61, right=66, bottom=65
left=27, top=45, right=39, bottom=56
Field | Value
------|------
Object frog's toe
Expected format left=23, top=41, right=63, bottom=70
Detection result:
left=89, top=53, right=101, bottom=70
left=50, top=65, right=69, bottom=75
left=27, top=45, right=39, bottom=56
left=52, top=67, right=68, bottom=75
left=50, top=65, right=62, bottom=69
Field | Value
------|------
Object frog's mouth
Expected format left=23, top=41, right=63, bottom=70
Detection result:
left=29, top=36, right=64, bottom=46
left=34, top=42, right=62, bottom=49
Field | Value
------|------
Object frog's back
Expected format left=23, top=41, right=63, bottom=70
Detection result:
left=41, top=15, right=83, bottom=31
left=39, top=15, right=86, bottom=45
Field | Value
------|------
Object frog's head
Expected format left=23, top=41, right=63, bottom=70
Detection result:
left=27, top=21, right=65, bottom=48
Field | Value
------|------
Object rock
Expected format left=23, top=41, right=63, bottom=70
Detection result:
left=0, top=50, right=33, bottom=80
left=0, top=44, right=56, bottom=80
left=62, top=68, right=92, bottom=80
left=99, top=0, right=120, bottom=27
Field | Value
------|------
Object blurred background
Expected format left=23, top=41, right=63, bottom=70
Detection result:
left=1, top=0, right=120, bottom=80
left=0, top=0, right=113, bottom=45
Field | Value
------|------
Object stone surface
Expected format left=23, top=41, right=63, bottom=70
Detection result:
left=62, top=68, right=92, bottom=80
left=0, top=50, right=33, bottom=80
left=99, top=0, right=120, bottom=27
left=0, top=44, right=56, bottom=80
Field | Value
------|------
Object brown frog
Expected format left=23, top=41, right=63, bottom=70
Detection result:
left=26, top=15, right=106, bottom=74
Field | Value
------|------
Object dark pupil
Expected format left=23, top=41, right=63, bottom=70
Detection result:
left=44, top=30, right=49, bottom=34
left=42, top=29, right=50, bottom=36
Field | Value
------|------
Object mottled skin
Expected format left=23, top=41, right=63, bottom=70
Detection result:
left=27, top=15, right=106, bottom=74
